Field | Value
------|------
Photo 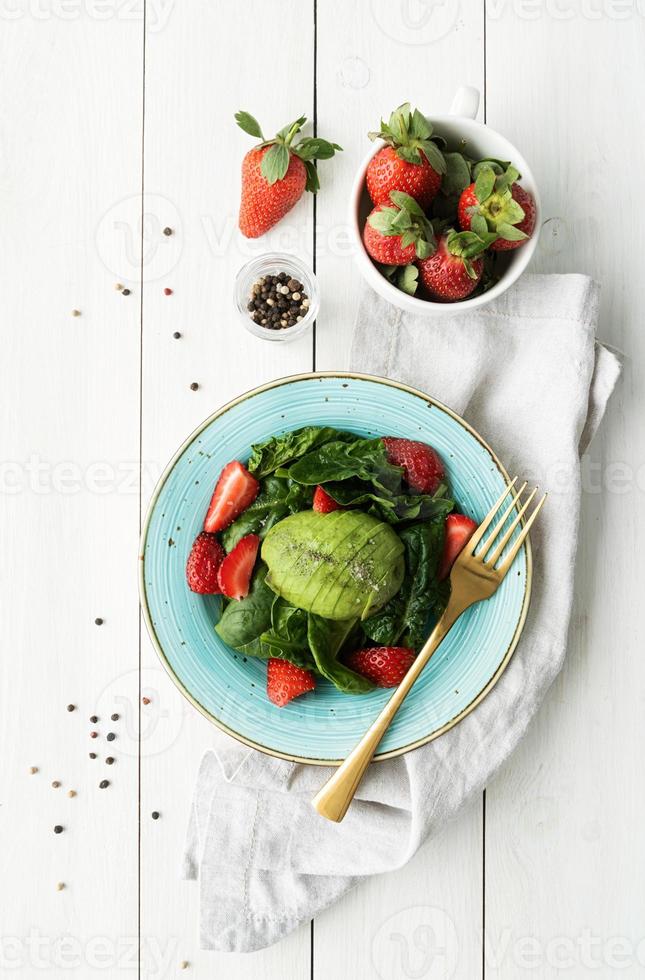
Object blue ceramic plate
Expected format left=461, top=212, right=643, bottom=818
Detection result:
left=140, top=373, right=531, bottom=764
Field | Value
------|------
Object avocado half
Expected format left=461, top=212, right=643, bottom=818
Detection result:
left=261, top=509, right=404, bottom=621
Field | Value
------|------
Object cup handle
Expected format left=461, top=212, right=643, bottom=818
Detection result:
left=449, top=86, right=480, bottom=120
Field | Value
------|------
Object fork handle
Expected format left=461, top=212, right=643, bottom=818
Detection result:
left=311, top=602, right=461, bottom=823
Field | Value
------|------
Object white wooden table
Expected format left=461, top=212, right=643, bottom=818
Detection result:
left=1, top=1, right=640, bottom=976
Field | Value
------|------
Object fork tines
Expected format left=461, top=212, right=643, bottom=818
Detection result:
left=467, top=478, right=547, bottom=576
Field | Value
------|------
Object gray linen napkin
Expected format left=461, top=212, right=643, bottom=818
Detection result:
left=183, top=274, right=621, bottom=952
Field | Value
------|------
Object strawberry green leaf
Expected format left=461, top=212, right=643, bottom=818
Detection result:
left=235, top=110, right=264, bottom=140
left=303, top=160, right=320, bottom=193
left=276, top=116, right=307, bottom=143
left=463, top=258, right=477, bottom=280
left=470, top=213, right=489, bottom=238
left=505, top=198, right=526, bottom=224
left=368, top=208, right=399, bottom=234
left=296, top=137, right=342, bottom=161
left=495, top=165, right=521, bottom=192
left=390, top=208, right=413, bottom=231
left=415, top=238, right=434, bottom=260
left=497, top=222, right=528, bottom=242
left=473, top=158, right=511, bottom=179
left=474, top=166, right=496, bottom=204
left=379, top=264, right=398, bottom=281
left=410, top=108, right=432, bottom=141
left=261, top=143, right=291, bottom=185
left=389, top=190, right=426, bottom=217
left=419, top=139, right=446, bottom=175
left=396, top=145, right=423, bottom=166
left=397, top=264, right=419, bottom=295
left=400, top=230, right=416, bottom=248
left=442, top=152, right=472, bottom=196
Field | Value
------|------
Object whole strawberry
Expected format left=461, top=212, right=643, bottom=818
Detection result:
left=363, top=191, right=435, bottom=266
left=367, top=103, right=446, bottom=209
left=417, top=228, right=496, bottom=302
left=186, top=532, right=225, bottom=594
left=458, top=164, right=536, bottom=250
left=345, top=647, right=416, bottom=688
left=235, top=111, right=342, bottom=238
left=382, top=437, right=444, bottom=494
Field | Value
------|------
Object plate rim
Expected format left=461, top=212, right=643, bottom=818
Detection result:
left=139, top=371, right=532, bottom=766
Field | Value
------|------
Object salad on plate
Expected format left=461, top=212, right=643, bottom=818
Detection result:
left=185, top=426, right=477, bottom=707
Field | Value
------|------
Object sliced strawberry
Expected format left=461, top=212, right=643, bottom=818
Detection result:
left=217, top=533, right=260, bottom=600
left=345, top=647, right=415, bottom=688
left=313, top=485, right=342, bottom=513
left=438, top=513, right=478, bottom=580
left=186, top=532, right=225, bottom=595
left=267, top=658, right=316, bottom=707
left=204, top=461, right=259, bottom=533
left=382, top=437, right=445, bottom=494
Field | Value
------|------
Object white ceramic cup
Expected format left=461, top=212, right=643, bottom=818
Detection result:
left=349, top=87, right=541, bottom=316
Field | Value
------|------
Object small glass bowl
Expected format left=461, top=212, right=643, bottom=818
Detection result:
left=234, top=253, right=319, bottom=343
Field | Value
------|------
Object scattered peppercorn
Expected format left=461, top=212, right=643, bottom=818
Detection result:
left=189, top=382, right=199, bottom=391
left=107, top=732, right=116, bottom=742
left=173, top=331, right=181, bottom=339
left=246, top=273, right=310, bottom=331
left=90, top=715, right=98, bottom=724
left=111, top=713, right=119, bottom=722
left=99, top=780, right=109, bottom=789
left=122, top=288, right=131, bottom=296
left=181, top=961, right=190, bottom=970
left=163, top=227, right=173, bottom=236
left=54, top=825, right=63, bottom=834
left=90, top=731, right=98, bottom=739
left=115, top=283, right=124, bottom=291
left=68, top=789, right=77, bottom=798
left=106, top=757, right=115, bottom=765
left=164, top=287, right=173, bottom=295
left=52, top=780, right=61, bottom=789
left=56, top=882, right=65, bottom=891
left=29, top=766, right=38, bottom=775
left=142, top=697, right=151, bottom=705
left=94, top=617, right=103, bottom=626
left=66, top=704, right=75, bottom=712
left=89, top=753, right=97, bottom=759
left=151, top=811, right=160, bottom=820
left=71, top=309, right=81, bottom=317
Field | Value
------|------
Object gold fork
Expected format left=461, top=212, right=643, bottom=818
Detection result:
left=312, top=479, right=546, bottom=823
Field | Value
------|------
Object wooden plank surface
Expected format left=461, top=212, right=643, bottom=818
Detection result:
left=0, top=11, right=143, bottom=979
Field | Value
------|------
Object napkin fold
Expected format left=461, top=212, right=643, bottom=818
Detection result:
left=183, top=274, right=621, bottom=952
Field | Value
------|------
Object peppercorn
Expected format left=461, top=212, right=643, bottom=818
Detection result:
left=95, top=617, right=103, bottom=625
left=111, top=713, right=119, bottom=722
left=57, top=882, right=65, bottom=891
left=90, top=731, right=98, bottom=739
left=89, top=752, right=97, bottom=759
left=163, top=227, right=173, bottom=236
left=71, top=309, right=81, bottom=317
left=106, top=757, right=115, bottom=765
left=151, top=811, right=160, bottom=820
left=29, top=766, right=38, bottom=775
left=190, top=382, right=199, bottom=391
left=99, top=780, right=109, bottom=789
left=54, top=825, right=63, bottom=834
left=122, top=288, right=131, bottom=296
left=52, top=780, right=61, bottom=789
left=173, top=331, right=181, bottom=339
left=90, top=715, right=98, bottom=723
left=142, top=697, right=151, bottom=705
left=66, top=704, right=75, bottom=712
left=164, top=287, right=173, bottom=295
left=107, top=732, right=116, bottom=742
left=68, top=790, right=77, bottom=798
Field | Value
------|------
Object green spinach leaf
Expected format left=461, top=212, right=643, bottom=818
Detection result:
left=215, top=564, right=274, bottom=649
left=363, top=520, right=446, bottom=650
left=324, top=480, right=454, bottom=524
left=247, top=427, right=352, bottom=478
left=307, top=614, right=374, bottom=694
left=287, top=438, right=404, bottom=493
